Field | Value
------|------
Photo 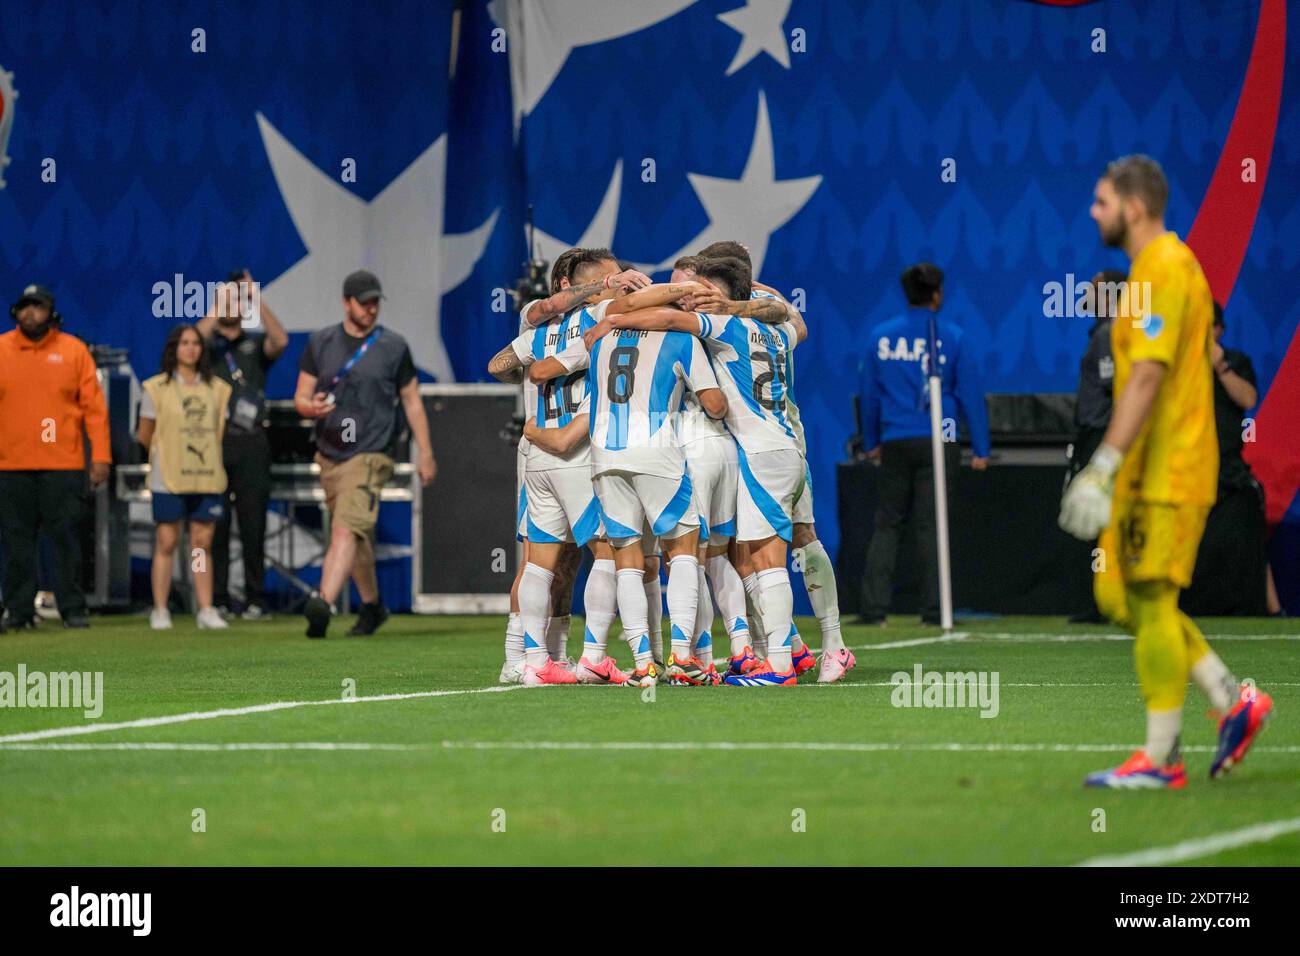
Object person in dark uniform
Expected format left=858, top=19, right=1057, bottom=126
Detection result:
left=197, top=270, right=288, bottom=620
left=857, top=263, right=990, bottom=626
left=1181, top=302, right=1271, bottom=616
left=1066, top=269, right=1126, bottom=623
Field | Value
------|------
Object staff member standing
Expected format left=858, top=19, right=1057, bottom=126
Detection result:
left=294, top=270, right=437, bottom=639
left=0, top=284, right=110, bottom=630
left=198, top=270, right=288, bottom=620
left=1067, top=269, right=1126, bottom=623
left=857, top=263, right=990, bottom=626
left=137, top=325, right=232, bottom=631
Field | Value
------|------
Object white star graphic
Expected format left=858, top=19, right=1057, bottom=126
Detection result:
left=256, top=112, right=498, bottom=383
left=655, top=91, right=820, bottom=276
left=717, top=0, right=792, bottom=75
left=488, top=0, right=697, bottom=133
left=530, top=160, right=623, bottom=268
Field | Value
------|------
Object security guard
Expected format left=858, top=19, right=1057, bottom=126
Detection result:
left=0, top=284, right=110, bottom=630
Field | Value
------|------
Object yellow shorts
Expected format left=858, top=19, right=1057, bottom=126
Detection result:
left=1098, top=499, right=1210, bottom=589
left=316, top=452, right=394, bottom=536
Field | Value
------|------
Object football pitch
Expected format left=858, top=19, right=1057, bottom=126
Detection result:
left=1, top=613, right=1296, bottom=867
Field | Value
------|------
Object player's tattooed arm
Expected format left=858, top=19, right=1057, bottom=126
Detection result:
left=605, top=282, right=706, bottom=316
left=523, top=282, right=610, bottom=326
left=488, top=343, right=533, bottom=384
left=523, top=414, right=589, bottom=455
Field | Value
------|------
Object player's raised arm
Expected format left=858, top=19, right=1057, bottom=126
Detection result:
left=604, top=281, right=707, bottom=316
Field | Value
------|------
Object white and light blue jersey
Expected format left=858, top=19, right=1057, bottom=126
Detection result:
left=558, top=308, right=719, bottom=478
left=752, top=288, right=806, bottom=454
left=695, top=310, right=801, bottom=454
left=509, top=309, right=591, bottom=470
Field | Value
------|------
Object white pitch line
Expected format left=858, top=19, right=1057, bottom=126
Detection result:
left=0, top=742, right=425, bottom=752
left=843, top=631, right=1300, bottom=652
left=4, top=740, right=1298, bottom=756
left=434, top=740, right=1300, bottom=755
left=0, top=684, right=524, bottom=744
left=1075, top=817, right=1300, bottom=867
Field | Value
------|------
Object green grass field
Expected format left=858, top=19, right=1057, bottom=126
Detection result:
left=0, top=612, right=1296, bottom=866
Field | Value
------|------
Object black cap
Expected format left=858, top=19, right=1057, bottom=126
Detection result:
left=343, top=270, right=384, bottom=303
left=13, top=284, right=55, bottom=311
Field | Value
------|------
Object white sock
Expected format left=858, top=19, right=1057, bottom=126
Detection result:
left=505, top=612, right=524, bottom=666
left=617, top=568, right=652, bottom=668
left=757, top=567, right=794, bottom=672
left=546, top=614, right=571, bottom=662
left=666, top=554, right=700, bottom=662
left=743, top=572, right=768, bottom=658
left=789, top=621, right=805, bottom=656
left=706, top=553, right=750, bottom=657
left=581, top=558, right=617, bottom=665
left=1144, top=708, right=1183, bottom=766
left=693, top=561, right=714, bottom=667
left=645, top=573, right=663, bottom=661
left=795, top=539, right=844, bottom=653
left=1190, top=653, right=1237, bottom=713
left=520, top=563, right=554, bottom=669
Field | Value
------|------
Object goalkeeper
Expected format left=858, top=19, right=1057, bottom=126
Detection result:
left=1059, top=155, right=1273, bottom=789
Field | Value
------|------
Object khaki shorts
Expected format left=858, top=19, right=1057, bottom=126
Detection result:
left=316, top=452, right=394, bottom=536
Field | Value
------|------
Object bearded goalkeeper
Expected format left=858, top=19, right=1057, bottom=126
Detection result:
left=1059, top=154, right=1273, bottom=789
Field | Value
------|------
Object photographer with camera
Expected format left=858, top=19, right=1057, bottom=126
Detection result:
left=197, top=270, right=288, bottom=620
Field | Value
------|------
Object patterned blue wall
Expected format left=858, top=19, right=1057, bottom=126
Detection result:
left=2, top=0, right=1297, bottom=605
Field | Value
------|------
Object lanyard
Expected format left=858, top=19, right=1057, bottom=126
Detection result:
left=222, top=348, right=245, bottom=385
left=326, top=329, right=380, bottom=394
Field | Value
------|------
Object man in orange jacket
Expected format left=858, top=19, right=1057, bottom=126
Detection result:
left=0, top=285, right=110, bottom=630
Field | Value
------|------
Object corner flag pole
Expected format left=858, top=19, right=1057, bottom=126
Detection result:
left=926, top=312, right=954, bottom=633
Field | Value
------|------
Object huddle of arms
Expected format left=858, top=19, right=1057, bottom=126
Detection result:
left=520, top=268, right=654, bottom=328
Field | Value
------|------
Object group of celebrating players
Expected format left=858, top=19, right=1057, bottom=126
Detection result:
left=488, top=241, right=852, bottom=688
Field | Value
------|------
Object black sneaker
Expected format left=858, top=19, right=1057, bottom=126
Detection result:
left=2, top=614, right=38, bottom=631
left=304, top=596, right=332, bottom=639
left=62, top=615, right=90, bottom=629
left=348, top=602, right=389, bottom=637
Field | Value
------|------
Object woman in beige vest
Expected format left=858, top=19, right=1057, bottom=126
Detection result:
left=136, top=324, right=233, bottom=630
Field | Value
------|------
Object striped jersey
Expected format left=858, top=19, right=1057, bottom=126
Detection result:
left=694, top=310, right=801, bottom=454
left=509, top=309, right=590, bottom=470
left=753, top=288, right=806, bottom=454
left=557, top=302, right=719, bottom=478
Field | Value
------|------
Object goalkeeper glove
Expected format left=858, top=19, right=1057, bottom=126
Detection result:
left=1058, top=444, right=1122, bottom=540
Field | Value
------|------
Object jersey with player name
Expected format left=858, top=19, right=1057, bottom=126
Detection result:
left=751, top=287, right=806, bottom=454
left=509, top=309, right=591, bottom=470
left=557, top=305, right=719, bottom=478
left=694, top=310, right=801, bottom=454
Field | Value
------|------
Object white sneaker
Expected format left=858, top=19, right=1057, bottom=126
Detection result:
left=196, top=607, right=229, bottom=630
left=149, top=608, right=172, bottom=631
left=499, top=660, right=524, bottom=684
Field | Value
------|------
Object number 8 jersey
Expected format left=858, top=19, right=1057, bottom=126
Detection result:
left=556, top=302, right=719, bottom=479
left=694, top=312, right=801, bottom=455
